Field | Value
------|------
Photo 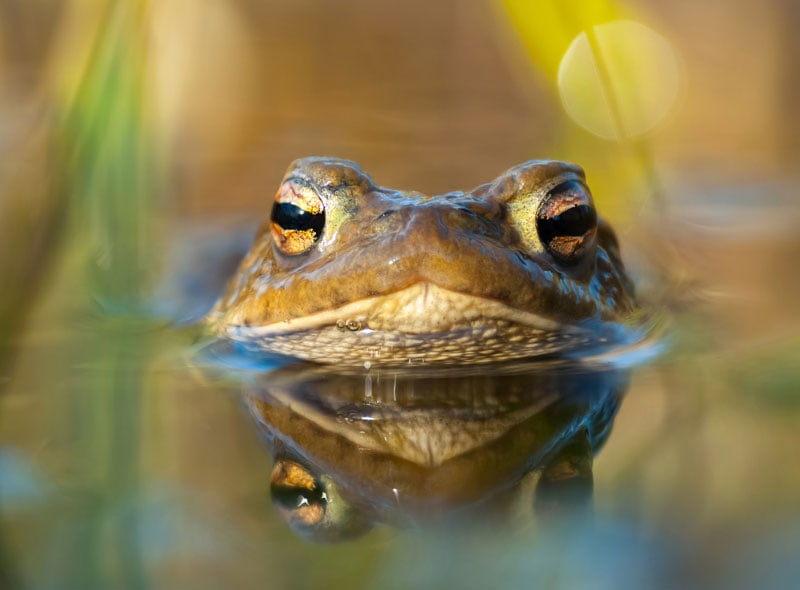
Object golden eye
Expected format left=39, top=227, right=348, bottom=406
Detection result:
left=270, top=460, right=328, bottom=528
left=270, top=459, right=374, bottom=542
left=536, top=181, right=597, bottom=263
left=270, top=179, right=325, bottom=255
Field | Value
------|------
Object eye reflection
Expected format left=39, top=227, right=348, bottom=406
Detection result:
left=269, top=458, right=374, bottom=543
left=270, top=460, right=328, bottom=527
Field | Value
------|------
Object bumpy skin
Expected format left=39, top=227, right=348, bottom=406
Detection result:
left=207, top=157, right=636, bottom=366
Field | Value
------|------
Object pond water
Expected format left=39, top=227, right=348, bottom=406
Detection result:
left=1, top=2, right=799, bottom=589
left=1, top=190, right=798, bottom=590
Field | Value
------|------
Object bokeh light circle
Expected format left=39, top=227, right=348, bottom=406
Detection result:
left=558, top=20, right=681, bottom=140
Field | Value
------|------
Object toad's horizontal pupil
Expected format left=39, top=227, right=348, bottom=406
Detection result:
left=271, top=202, right=325, bottom=235
left=538, top=205, right=596, bottom=244
left=271, top=484, right=327, bottom=509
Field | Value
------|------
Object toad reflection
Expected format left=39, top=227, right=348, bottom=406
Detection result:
left=241, top=363, right=628, bottom=541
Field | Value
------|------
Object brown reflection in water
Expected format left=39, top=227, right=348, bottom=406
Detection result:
left=241, top=363, right=628, bottom=541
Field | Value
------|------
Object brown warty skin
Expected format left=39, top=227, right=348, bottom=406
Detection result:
left=206, top=157, right=636, bottom=366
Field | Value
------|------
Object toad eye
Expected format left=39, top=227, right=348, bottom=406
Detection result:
left=270, top=179, right=326, bottom=255
left=271, top=460, right=328, bottom=529
left=270, top=459, right=373, bottom=542
left=536, top=180, right=597, bottom=263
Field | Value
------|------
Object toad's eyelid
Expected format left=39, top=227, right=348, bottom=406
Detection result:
left=281, top=176, right=318, bottom=192
left=544, top=178, right=590, bottom=198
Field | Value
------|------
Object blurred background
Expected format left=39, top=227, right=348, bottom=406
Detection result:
left=0, top=0, right=798, bottom=588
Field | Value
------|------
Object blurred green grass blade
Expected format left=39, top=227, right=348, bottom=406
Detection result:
left=59, top=0, right=164, bottom=311
left=48, top=2, right=165, bottom=588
